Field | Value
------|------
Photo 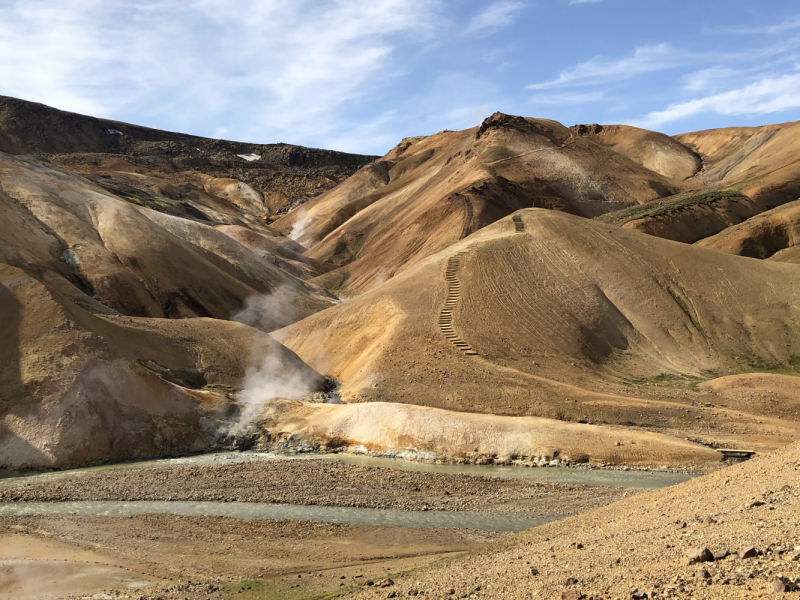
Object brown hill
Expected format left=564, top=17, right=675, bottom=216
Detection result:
left=696, top=199, right=800, bottom=260
left=0, top=262, right=325, bottom=471
left=274, top=113, right=680, bottom=293
left=571, top=123, right=702, bottom=181
left=0, top=152, right=334, bottom=322
left=0, top=95, right=375, bottom=214
left=595, top=189, right=763, bottom=244
left=676, top=120, right=800, bottom=212
left=275, top=208, right=800, bottom=452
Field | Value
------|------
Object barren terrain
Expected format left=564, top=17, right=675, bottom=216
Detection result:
left=346, top=441, right=800, bottom=600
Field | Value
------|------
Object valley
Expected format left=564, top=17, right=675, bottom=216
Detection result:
left=1, top=96, right=800, bottom=599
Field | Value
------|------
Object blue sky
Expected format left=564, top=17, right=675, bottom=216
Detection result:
left=0, top=0, right=799, bottom=155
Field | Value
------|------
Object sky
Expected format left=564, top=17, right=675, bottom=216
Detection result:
left=0, top=0, right=799, bottom=155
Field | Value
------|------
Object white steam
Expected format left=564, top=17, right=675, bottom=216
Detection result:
left=229, top=286, right=316, bottom=434
left=232, top=286, right=302, bottom=333
left=289, top=210, right=313, bottom=243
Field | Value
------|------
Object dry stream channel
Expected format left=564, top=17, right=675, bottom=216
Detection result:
left=0, top=452, right=693, bottom=533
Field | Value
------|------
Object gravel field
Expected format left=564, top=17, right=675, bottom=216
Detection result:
left=0, top=459, right=634, bottom=515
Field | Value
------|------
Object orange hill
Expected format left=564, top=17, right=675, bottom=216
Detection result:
left=274, top=113, right=680, bottom=293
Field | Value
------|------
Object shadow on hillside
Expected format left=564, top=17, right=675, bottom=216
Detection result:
left=0, top=275, right=21, bottom=413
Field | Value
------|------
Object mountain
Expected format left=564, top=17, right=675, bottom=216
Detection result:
left=0, top=95, right=376, bottom=215
left=3, top=101, right=800, bottom=471
left=0, top=261, right=324, bottom=471
left=273, top=113, right=681, bottom=293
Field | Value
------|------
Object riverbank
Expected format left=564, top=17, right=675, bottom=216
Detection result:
left=0, top=514, right=499, bottom=600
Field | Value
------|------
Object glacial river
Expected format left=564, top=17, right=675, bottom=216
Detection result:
left=0, top=452, right=696, bottom=532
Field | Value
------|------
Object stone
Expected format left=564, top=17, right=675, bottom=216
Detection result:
left=631, top=591, right=649, bottom=599
left=530, top=567, right=540, bottom=576
left=387, top=593, right=397, bottom=599
left=561, top=590, right=583, bottom=600
left=772, top=576, right=787, bottom=594
left=712, top=549, right=729, bottom=560
left=739, top=547, right=758, bottom=559
left=790, top=550, right=800, bottom=562
left=379, top=579, right=394, bottom=588
left=565, top=577, right=579, bottom=586
left=695, top=568, right=711, bottom=580
left=675, top=521, right=687, bottom=530
left=686, top=547, right=713, bottom=564
left=746, top=500, right=765, bottom=508
left=703, top=516, right=717, bottom=525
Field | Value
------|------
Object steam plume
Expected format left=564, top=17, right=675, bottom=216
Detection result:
left=289, top=210, right=313, bottom=244
left=228, top=286, right=316, bottom=434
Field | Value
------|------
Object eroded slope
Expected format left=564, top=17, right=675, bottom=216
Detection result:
left=0, top=153, right=333, bottom=322
left=275, top=113, right=679, bottom=293
left=572, top=123, right=701, bottom=181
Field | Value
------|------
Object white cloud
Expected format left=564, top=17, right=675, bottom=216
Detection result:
left=466, top=1, right=525, bottom=34
left=531, top=91, right=605, bottom=104
left=527, top=44, right=682, bottom=89
left=682, top=67, right=741, bottom=92
left=632, top=72, right=800, bottom=128
left=717, top=16, right=800, bottom=35
left=569, top=0, right=605, bottom=4
left=0, top=0, right=441, bottom=150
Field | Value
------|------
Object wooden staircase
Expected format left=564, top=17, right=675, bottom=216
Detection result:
left=439, top=255, right=478, bottom=355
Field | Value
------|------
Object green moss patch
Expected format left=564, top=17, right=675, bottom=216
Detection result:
left=625, top=373, right=706, bottom=390
left=596, top=190, right=749, bottom=227
left=223, top=578, right=348, bottom=600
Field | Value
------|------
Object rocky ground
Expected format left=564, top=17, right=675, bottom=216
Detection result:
left=344, top=441, right=800, bottom=600
left=0, top=458, right=633, bottom=515
left=0, top=447, right=795, bottom=599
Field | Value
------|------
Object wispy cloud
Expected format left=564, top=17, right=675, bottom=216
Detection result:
left=569, top=0, right=605, bottom=4
left=527, top=44, right=682, bottom=89
left=0, top=0, right=441, bottom=151
left=531, top=91, right=605, bottom=104
left=632, top=72, right=800, bottom=128
left=466, top=1, right=525, bottom=35
left=715, top=16, right=800, bottom=35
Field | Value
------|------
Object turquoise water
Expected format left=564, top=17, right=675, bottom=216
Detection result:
left=0, top=451, right=694, bottom=489
left=0, top=500, right=553, bottom=532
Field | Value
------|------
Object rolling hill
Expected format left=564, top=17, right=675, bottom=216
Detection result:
left=275, top=208, right=800, bottom=453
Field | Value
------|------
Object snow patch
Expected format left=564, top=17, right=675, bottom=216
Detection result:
left=237, top=153, right=261, bottom=162
left=107, top=128, right=123, bottom=136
